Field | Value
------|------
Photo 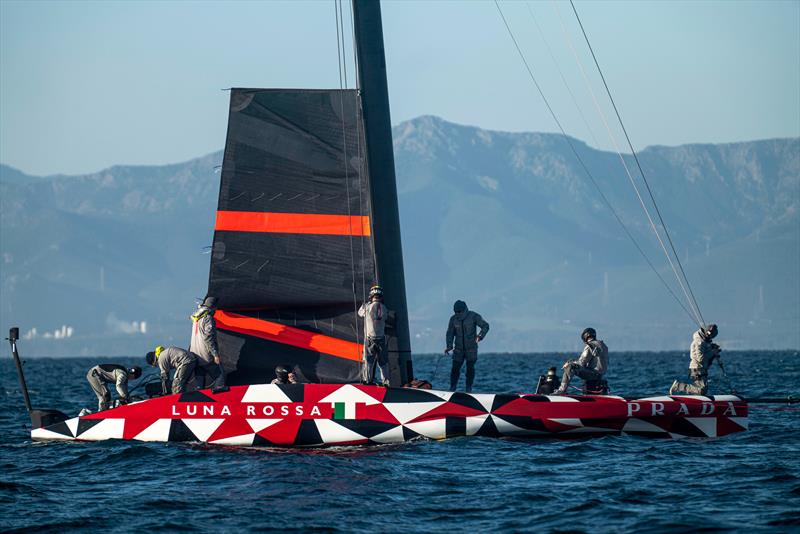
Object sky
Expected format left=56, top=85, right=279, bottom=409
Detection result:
left=1, top=0, right=798, bottom=177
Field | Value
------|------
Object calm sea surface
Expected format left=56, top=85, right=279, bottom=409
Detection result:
left=1, top=351, right=798, bottom=533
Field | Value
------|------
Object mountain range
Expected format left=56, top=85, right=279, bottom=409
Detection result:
left=1, top=116, right=798, bottom=356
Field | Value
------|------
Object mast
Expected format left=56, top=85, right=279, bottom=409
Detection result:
left=352, top=0, right=412, bottom=385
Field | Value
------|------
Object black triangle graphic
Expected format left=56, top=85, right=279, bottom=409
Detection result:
left=476, top=415, right=501, bottom=437
left=449, top=392, right=489, bottom=412
left=45, top=420, right=73, bottom=437
left=492, top=414, right=548, bottom=432
left=178, top=390, right=217, bottom=403
left=663, top=417, right=708, bottom=438
left=334, top=419, right=398, bottom=439
left=402, top=425, right=421, bottom=441
left=294, top=419, right=323, bottom=446
left=76, top=418, right=103, bottom=437
left=383, top=387, right=443, bottom=404
left=168, top=419, right=197, bottom=442
left=490, top=394, right=519, bottom=412
left=252, top=433, right=276, bottom=447
left=277, top=384, right=305, bottom=403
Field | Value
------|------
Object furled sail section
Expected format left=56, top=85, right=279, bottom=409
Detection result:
left=208, top=89, right=375, bottom=385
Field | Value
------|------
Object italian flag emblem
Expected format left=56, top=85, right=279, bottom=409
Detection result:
left=332, top=402, right=357, bottom=420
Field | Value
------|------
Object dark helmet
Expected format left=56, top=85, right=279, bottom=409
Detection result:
left=275, top=365, right=291, bottom=381
left=453, top=300, right=467, bottom=313
left=546, top=367, right=558, bottom=378
left=202, top=295, right=218, bottom=309
left=145, top=352, right=156, bottom=366
left=703, top=324, right=718, bottom=340
left=369, top=285, right=383, bottom=300
left=581, top=327, right=597, bottom=343
left=127, top=366, right=142, bottom=379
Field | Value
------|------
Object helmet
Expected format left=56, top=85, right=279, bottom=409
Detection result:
left=369, top=285, right=383, bottom=300
left=453, top=300, right=467, bottom=313
left=275, top=365, right=291, bottom=381
left=128, top=366, right=142, bottom=379
left=703, top=324, right=718, bottom=340
left=145, top=352, right=156, bottom=366
left=202, top=295, right=218, bottom=309
left=581, top=327, right=596, bottom=343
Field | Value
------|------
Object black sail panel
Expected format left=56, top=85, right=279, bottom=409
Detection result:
left=208, top=89, right=375, bottom=385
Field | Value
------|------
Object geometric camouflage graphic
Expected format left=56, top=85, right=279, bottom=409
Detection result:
left=31, top=384, right=749, bottom=446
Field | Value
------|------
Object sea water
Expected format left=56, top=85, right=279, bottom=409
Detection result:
left=1, top=352, right=798, bottom=532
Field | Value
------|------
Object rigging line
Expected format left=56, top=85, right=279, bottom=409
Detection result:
left=525, top=2, right=600, bottom=149
left=348, top=1, right=378, bottom=289
left=335, top=0, right=361, bottom=346
left=337, top=0, right=348, bottom=89
left=568, top=0, right=706, bottom=326
left=552, top=1, right=704, bottom=327
left=346, top=0, right=367, bottom=303
left=493, top=1, right=699, bottom=326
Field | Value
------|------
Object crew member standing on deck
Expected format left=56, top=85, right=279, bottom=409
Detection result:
left=86, top=364, right=142, bottom=412
left=446, top=300, right=490, bottom=393
left=358, top=285, right=391, bottom=386
left=670, top=324, right=720, bottom=395
left=552, top=327, right=608, bottom=395
left=190, top=295, right=225, bottom=390
left=146, top=346, right=198, bottom=395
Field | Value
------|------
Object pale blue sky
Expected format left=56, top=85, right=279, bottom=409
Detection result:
left=1, top=0, right=798, bottom=176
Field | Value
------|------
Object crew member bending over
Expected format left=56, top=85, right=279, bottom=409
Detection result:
left=358, top=285, right=391, bottom=386
left=553, top=327, right=608, bottom=395
left=86, top=364, right=142, bottom=412
left=146, top=346, right=198, bottom=395
left=670, top=324, right=720, bottom=395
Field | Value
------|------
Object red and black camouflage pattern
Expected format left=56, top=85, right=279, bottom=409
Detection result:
left=31, top=384, right=748, bottom=446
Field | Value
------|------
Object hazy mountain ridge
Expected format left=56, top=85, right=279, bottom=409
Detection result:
left=1, top=116, right=797, bottom=355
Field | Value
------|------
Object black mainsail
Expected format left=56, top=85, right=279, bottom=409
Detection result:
left=208, top=0, right=412, bottom=386
left=208, top=89, right=375, bottom=385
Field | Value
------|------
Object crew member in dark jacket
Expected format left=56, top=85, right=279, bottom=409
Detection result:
left=86, top=364, right=142, bottom=412
left=446, top=300, right=490, bottom=392
left=146, top=346, right=198, bottom=395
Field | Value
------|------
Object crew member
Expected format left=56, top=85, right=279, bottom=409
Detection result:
left=445, top=300, right=490, bottom=393
left=86, top=364, right=142, bottom=412
left=190, top=295, right=225, bottom=390
left=670, top=324, right=720, bottom=395
left=271, top=365, right=298, bottom=385
left=552, top=327, right=608, bottom=395
left=146, top=345, right=198, bottom=395
left=358, top=284, right=391, bottom=386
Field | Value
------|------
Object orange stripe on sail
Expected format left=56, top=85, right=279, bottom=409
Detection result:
left=215, top=310, right=363, bottom=362
left=215, top=211, right=371, bottom=236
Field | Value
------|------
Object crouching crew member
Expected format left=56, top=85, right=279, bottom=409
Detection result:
left=190, top=295, right=225, bottom=390
left=271, top=365, right=299, bottom=385
left=146, top=345, right=198, bottom=395
left=446, top=300, right=489, bottom=393
left=86, top=364, right=142, bottom=412
left=358, top=285, right=391, bottom=386
left=553, top=327, right=608, bottom=395
left=670, top=324, right=720, bottom=395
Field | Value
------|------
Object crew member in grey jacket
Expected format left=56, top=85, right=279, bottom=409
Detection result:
left=146, top=346, right=198, bottom=395
left=190, top=295, right=225, bottom=390
left=670, top=324, right=720, bottom=395
left=86, top=364, right=142, bottom=411
left=446, top=300, right=490, bottom=392
left=358, top=285, right=391, bottom=386
left=553, top=327, right=608, bottom=395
